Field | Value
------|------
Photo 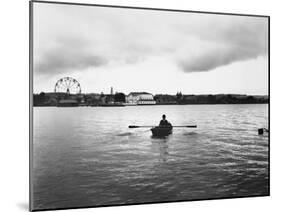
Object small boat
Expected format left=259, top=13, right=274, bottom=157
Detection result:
left=151, top=126, right=173, bottom=137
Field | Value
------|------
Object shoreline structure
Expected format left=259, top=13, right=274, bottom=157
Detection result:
left=33, top=92, right=269, bottom=107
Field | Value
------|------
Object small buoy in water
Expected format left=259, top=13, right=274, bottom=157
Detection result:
left=258, top=128, right=269, bottom=135
left=258, top=128, right=264, bottom=135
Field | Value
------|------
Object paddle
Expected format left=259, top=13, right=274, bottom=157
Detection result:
left=129, top=125, right=197, bottom=128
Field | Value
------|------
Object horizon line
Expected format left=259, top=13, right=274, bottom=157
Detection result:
left=33, top=91, right=269, bottom=96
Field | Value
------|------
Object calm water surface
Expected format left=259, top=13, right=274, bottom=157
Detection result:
left=32, top=104, right=269, bottom=210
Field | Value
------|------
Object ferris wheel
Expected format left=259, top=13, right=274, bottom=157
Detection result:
left=54, top=77, right=81, bottom=94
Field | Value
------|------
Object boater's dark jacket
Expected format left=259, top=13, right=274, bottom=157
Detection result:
left=159, top=119, right=171, bottom=126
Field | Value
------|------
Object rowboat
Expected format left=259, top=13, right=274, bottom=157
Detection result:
left=128, top=125, right=196, bottom=137
left=151, top=126, right=173, bottom=137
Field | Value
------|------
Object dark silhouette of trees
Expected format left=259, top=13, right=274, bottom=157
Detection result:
left=33, top=92, right=47, bottom=106
left=114, top=92, right=126, bottom=102
left=176, top=92, right=183, bottom=103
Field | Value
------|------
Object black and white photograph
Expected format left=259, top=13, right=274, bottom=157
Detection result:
left=30, top=1, right=269, bottom=211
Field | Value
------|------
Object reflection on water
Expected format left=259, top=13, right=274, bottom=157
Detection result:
left=117, top=132, right=133, bottom=136
left=32, top=104, right=269, bottom=210
left=151, top=137, right=170, bottom=162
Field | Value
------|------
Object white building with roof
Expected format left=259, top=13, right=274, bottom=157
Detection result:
left=126, top=92, right=156, bottom=105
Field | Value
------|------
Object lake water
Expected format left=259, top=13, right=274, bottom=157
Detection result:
left=32, top=104, right=269, bottom=210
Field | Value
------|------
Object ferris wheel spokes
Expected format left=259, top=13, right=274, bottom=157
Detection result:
left=54, top=77, right=81, bottom=94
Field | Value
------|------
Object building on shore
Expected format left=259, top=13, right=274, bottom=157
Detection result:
left=126, top=92, right=156, bottom=105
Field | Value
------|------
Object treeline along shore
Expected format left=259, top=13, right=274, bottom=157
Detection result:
left=33, top=92, right=269, bottom=107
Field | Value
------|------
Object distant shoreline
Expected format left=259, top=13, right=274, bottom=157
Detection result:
left=33, top=103, right=269, bottom=107
left=33, top=92, right=268, bottom=107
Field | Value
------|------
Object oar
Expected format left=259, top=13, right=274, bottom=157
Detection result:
left=129, top=125, right=197, bottom=128
left=173, top=125, right=197, bottom=128
left=129, top=125, right=155, bottom=128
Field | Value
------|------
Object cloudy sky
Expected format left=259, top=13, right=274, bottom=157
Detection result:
left=33, top=2, right=268, bottom=95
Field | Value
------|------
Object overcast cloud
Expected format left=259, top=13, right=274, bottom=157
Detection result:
left=33, top=3, right=268, bottom=76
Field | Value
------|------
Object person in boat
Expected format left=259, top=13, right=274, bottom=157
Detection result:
left=159, top=114, right=172, bottom=127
